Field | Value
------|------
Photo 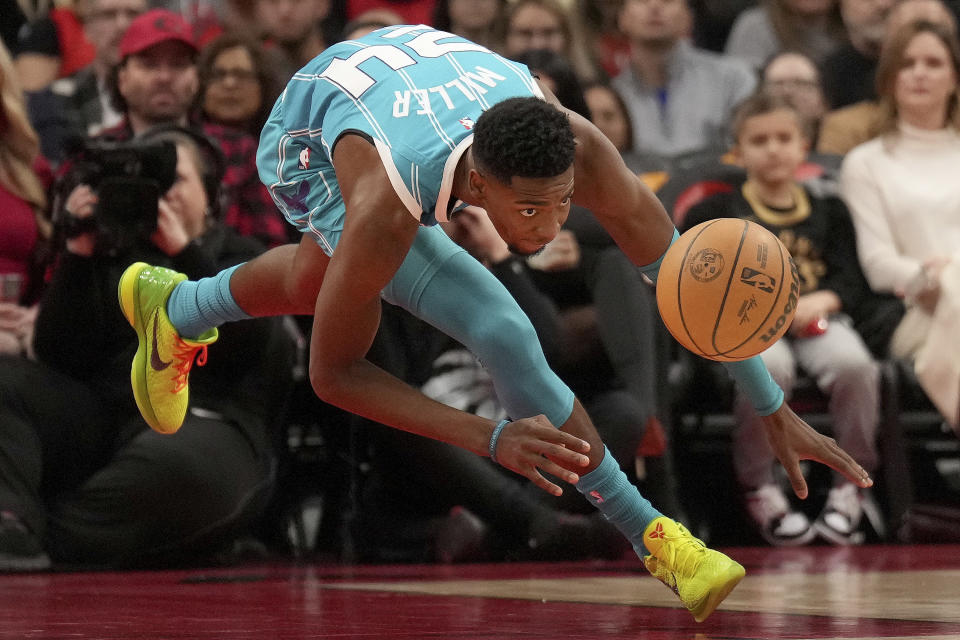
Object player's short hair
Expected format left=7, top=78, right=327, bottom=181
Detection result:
left=473, top=97, right=575, bottom=184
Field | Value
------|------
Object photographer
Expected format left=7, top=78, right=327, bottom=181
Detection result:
left=0, top=126, right=287, bottom=571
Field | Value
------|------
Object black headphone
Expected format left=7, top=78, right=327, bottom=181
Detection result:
left=138, top=124, right=227, bottom=219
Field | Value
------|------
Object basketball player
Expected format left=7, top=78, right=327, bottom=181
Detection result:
left=120, top=25, right=871, bottom=621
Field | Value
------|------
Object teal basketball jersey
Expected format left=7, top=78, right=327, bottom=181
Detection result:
left=258, top=24, right=543, bottom=252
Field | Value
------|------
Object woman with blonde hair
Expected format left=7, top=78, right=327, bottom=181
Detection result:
left=840, top=19, right=960, bottom=428
left=0, top=40, right=50, bottom=357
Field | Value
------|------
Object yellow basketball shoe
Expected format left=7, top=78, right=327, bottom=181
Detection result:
left=642, top=516, right=745, bottom=622
left=118, top=262, right=218, bottom=434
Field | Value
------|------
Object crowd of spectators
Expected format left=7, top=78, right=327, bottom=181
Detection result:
left=1, top=0, right=958, bottom=571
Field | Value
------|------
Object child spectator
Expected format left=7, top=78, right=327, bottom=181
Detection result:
left=682, top=91, right=882, bottom=546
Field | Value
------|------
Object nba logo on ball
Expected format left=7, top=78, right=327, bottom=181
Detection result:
left=656, top=218, right=799, bottom=361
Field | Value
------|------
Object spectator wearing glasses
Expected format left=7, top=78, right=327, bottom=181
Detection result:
left=761, top=51, right=829, bottom=147
left=197, top=31, right=289, bottom=247
left=197, top=32, right=279, bottom=140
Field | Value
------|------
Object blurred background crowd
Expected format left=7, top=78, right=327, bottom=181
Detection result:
left=1, top=0, right=959, bottom=572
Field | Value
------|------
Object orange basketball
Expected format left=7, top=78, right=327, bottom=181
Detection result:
left=655, top=218, right=799, bottom=362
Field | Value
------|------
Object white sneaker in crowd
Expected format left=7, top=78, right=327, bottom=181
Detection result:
left=815, top=483, right=867, bottom=545
left=745, top=484, right=816, bottom=546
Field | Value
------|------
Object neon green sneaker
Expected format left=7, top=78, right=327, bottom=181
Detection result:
left=642, top=516, right=745, bottom=622
left=118, top=262, right=218, bottom=434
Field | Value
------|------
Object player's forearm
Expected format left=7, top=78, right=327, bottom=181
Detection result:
left=310, top=356, right=496, bottom=455
left=721, top=357, right=784, bottom=416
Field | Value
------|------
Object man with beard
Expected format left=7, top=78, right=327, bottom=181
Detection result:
left=62, top=9, right=286, bottom=249
left=98, top=8, right=200, bottom=140
left=611, top=0, right=755, bottom=158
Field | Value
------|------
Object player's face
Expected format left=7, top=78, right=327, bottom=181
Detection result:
left=471, top=167, right=574, bottom=256
left=735, top=109, right=809, bottom=186
left=895, top=32, right=958, bottom=123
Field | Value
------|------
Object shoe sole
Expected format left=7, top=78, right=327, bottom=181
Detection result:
left=692, top=562, right=746, bottom=623
left=118, top=262, right=162, bottom=432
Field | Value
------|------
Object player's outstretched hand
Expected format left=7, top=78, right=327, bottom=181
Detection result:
left=762, top=403, right=873, bottom=499
left=493, top=415, right=591, bottom=496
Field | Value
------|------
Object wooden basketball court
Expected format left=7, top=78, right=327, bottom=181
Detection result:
left=2, top=544, right=958, bottom=638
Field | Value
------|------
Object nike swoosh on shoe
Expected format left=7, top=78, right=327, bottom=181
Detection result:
left=151, top=309, right=171, bottom=371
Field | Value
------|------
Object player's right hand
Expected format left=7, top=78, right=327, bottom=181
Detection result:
left=491, top=415, right=591, bottom=496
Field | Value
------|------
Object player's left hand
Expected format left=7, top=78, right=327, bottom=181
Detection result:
left=492, top=415, right=592, bottom=496
left=761, top=402, right=873, bottom=499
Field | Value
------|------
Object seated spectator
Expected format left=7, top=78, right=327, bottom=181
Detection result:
left=585, top=0, right=632, bottom=78
left=839, top=18, right=960, bottom=426
left=683, top=92, right=882, bottom=546
left=255, top=0, right=332, bottom=82
left=818, top=0, right=958, bottom=155
left=583, top=81, right=668, bottom=177
left=27, top=0, right=146, bottom=164
left=0, top=125, right=284, bottom=571
left=761, top=51, right=828, bottom=147
left=820, top=0, right=898, bottom=110
left=512, top=48, right=591, bottom=118
left=432, top=0, right=505, bottom=52
left=725, top=0, right=845, bottom=71
left=14, top=0, right=95, bottom=92
left=612, top=0, right=756, bottom=159
left=499, top=0, right=601, bottom=84
left=99, top=8, right=199, bottom=138
left=687, top=0, right=758, bottom=52
left=94, top=9, right=289, bottom=248
left=197, top=32, right=280, bottom=142
left=0, top=39, right=51, bottom=359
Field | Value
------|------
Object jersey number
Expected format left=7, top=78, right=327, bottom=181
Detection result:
left=319, top=27, right=487, bottom=99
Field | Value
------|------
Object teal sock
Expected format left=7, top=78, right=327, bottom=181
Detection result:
left=167, top=264, right=251, bottom=338
left=577, top=446, right=663, bottom=557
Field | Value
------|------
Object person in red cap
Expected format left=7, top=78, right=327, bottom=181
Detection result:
left=106, top=8, right=200, bottom=137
